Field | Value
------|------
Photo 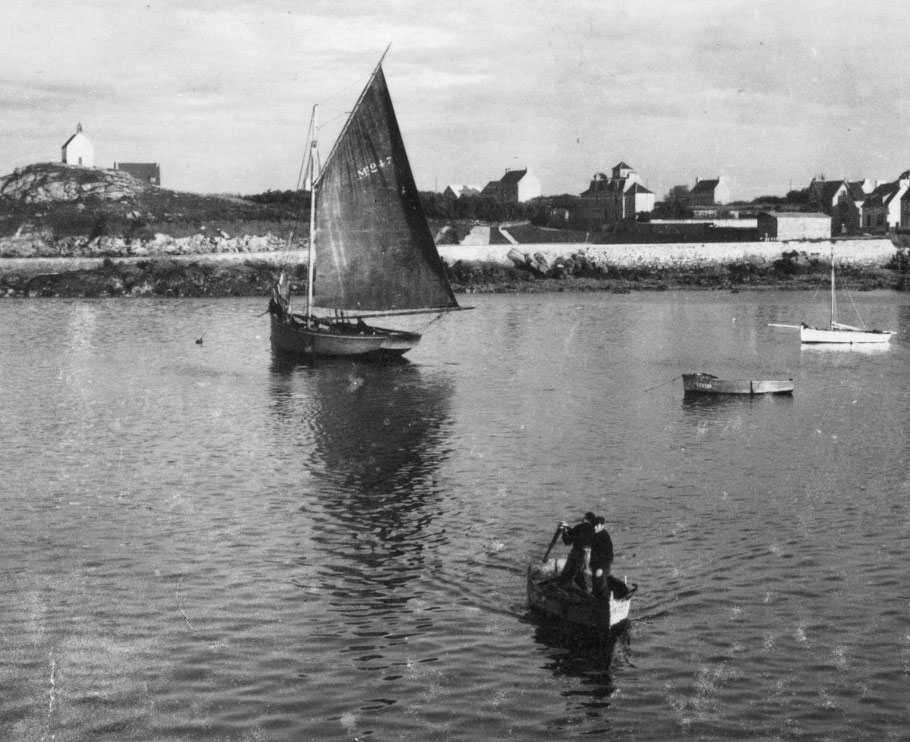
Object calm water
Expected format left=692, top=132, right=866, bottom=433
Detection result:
left=1, top=290, right=909, bottom=741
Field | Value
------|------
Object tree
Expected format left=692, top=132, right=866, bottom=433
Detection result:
left=653, top=185, right=692, bottom=219
left=785, top=188, right=810, bottom=207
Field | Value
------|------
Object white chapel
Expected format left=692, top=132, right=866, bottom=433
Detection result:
left=61, top=124, right=94, bottom=167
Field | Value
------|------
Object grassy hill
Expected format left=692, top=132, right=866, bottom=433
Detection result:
left=0, top=162, right=299, bottom=242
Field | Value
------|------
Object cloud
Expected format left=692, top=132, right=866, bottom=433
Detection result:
left=3, top=0, right=910, bottom=196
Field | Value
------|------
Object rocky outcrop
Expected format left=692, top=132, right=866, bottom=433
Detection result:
left=0, top=230, right=297, bottom=259
left=0, top=162, right=151, bottom=203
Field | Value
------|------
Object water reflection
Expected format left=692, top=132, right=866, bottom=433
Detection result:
left=800, top=342, right=891, bottom=355
left=269, top=356, right=451, bottom=496
left=681, top=393, right=794, bottom=411
left=530, top=619, right=632, bottom=718
left=268, top=357, right=455, bottom=668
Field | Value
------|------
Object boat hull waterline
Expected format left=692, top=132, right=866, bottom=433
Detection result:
left=270, top=314, right=420, bottom=359
left=682, top=373, right=794, bottom=396
left=527, top=558, right=635, bottom=632
left=800, top=324, right=894, bottom=345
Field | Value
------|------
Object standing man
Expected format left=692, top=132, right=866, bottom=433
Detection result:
left=590, top=516, right=614, bottom=599
left=558, top=511, right=596, bottom=589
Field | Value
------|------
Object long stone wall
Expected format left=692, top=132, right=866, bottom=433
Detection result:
left=437, top=238, right=896, bottom=270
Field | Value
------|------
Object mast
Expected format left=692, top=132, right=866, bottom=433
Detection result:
left=305, top=104, right=318, bottom=326
left=829, top=245, right=837, bottom=328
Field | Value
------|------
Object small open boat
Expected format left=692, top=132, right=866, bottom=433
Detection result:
left=682, top=372, right=794, bottom=396
left=527, top=558, right=636, bottom=632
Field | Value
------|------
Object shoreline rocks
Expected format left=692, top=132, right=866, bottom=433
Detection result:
left=1, top=234, right=907, bottom=299
left=0, top=229, right=296, bottom=260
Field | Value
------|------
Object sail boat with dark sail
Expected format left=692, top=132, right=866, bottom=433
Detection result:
left=268, top=52, right=462, bottom=360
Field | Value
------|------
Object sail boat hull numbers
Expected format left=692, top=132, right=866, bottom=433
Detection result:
left=357, top=156, right=392, bottom=180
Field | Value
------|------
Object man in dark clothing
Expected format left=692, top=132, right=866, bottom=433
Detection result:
left=590, top=516, right=614, bottom=599
left=558, top=511, right=596, bottom=589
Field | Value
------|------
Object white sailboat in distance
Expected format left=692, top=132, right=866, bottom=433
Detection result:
left=770, top=246, right=895, bottom=345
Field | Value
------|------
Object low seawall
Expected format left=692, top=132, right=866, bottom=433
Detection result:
left=437, top=238, right=896, bottom=270
left=1, top=237, right=904, bottom=298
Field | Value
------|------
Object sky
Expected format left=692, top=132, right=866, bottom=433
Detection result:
left=2, top=0, right=909, bottom=201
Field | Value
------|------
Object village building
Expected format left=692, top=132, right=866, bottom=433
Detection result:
left=806, top=178, right=873, bottom=233
left=689, top=177, right=730, bottom=207
left=61, top=124, right=94, bottom=167
left=574, top=162, right=655, bottom=229
left=860, top=171, right=909, bottom=231
left=757, top=211, right=832, bottom=240
left=115, top=162, right=161, bottom=185
left=442, top=184, right=482, bottom=199
left=480, top=168, right=541, bottom=203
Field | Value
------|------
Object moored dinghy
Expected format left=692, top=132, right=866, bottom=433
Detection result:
left=682, top=372, right=794, bottom=396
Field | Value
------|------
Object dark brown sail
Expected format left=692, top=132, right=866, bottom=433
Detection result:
left=313, top=66, right=459, bottom=313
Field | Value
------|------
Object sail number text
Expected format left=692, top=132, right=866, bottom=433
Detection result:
left=356, top=156, right=392, bottom=181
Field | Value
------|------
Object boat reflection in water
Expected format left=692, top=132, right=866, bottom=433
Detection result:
left=526, top=615, right=633, bottom=718
left=800, top=342, right=891, bottom=355
left=681, top=391, right=794, bottom=411
left=269, top=354, right=452, bottom=530
left=268, top=357, right=454, bottom=659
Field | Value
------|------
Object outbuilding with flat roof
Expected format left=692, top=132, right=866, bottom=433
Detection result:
left=757, top=211, right=832, bottom=240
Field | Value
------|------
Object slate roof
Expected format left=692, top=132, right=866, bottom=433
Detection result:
left=863, top=182, right=902, bottom=208
left=499, top=169, right=528, bottom=184
left=809, top=180, right=847, bottom=203
left=845, top=181, right=869, bottom=200
left=760, top=211, right=831, bottom=220
left=691, top=179, right=720, bottom=193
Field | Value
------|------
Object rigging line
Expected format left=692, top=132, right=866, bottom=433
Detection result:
left=314, top=72, right=372, bottom=110
left=797, top=272, right=825, bottom=321
left=418, top=311, right=451, bottom=333
left=643, top=375, right=681, bottom=393
left=317, top=53, right=388, bottom=187
left=838, top=268, right=868, bottom=328
left=316, top=109, right=350, bottom=129
left=278, top=111, right=317, bottom=273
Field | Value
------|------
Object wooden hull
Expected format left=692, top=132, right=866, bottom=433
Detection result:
left=682, top=373, right=794, bottom=395
left=527, top=558, right=634, bottom=632
left=270, top=314, right=421, bottom=359
left=800, top=325, right=894, bottom=344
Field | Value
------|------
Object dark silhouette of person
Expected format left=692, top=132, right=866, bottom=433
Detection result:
left=590, top=516, right=614, bottom=598
left=558, top=511, right=596, bottom=589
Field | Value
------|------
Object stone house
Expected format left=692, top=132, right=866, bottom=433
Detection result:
left=757, top=211, right=832, bottom=240
left=114, top=162, right=161, bottom=185
left=481, top=168, right=542, bottom=203
left=689, top=177, right=730, bottom=207
left=61, top=124, right=93, bottom=167
left=806, top=178, right=873, bottom=233
left=574, top=162, right=655, bottom=229
left=861, top=171, right=909, bottom=231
